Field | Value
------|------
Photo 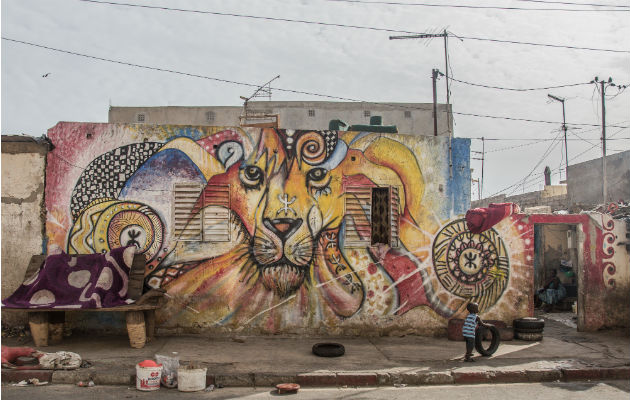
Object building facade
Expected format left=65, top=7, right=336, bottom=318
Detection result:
left=108, top=101, right=454, bottom=137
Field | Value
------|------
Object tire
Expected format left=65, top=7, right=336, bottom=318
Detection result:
left=475, top=325, right=500, bottom=356
left=513, top=317, right=544, bottom=330
left=312, top=343, right=345, bottom=357
left=515, top=332, right=543, bottom=341
left=514, top=327, right=544, bottom=334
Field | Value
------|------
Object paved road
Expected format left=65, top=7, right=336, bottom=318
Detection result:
left=2, top=381, right=629, bottom=399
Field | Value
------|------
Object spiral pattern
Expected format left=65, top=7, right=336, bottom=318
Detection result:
left=297, top=132, right=326, bottom=165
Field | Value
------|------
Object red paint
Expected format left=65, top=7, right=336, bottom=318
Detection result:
left=367, top=264, right=377, bottom=275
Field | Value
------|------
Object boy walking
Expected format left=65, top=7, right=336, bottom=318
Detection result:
left=462, top=302, right=489, bottom=362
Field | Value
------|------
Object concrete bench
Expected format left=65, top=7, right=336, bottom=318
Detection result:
left=3, top=254, right=165, bottom=349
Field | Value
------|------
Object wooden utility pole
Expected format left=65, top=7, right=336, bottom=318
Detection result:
left=432, top=69, right=438, bottom=136
left=547, top=94, right=568, bottom=181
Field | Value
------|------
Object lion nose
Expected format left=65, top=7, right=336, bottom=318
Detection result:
left=263, top=218, right=303, bottom=241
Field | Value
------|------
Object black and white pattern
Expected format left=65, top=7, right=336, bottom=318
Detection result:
left=70, top=142, right=163, bottom=220
left=322, top=130, right=338, bottom=157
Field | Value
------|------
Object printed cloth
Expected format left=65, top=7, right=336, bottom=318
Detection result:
left=465, top=203, right=520, bottom=234
left=1, top=246, right=135, bottom=309
left=462, top=313, right=478, bottom=338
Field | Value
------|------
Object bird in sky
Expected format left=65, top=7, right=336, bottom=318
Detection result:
left=42, top=73, right=50, bottom=78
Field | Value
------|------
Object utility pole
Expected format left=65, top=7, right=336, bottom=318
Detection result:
left=547, top=94, right=568, bottom=181
left=432, top=69, right=438, bottom=136
left=471, top=138, right=485, bottom=200
left=594, top=76, right=614, bottom=204
left=390, top=31, right=453, bottom=135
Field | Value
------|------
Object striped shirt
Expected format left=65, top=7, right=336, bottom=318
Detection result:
left=462, top=313, right=478, bottom=338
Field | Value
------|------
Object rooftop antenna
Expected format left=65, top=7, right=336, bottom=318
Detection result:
left=240, top=75, right=280, bottom=128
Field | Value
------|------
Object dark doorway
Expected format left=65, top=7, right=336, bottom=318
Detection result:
left=371, top=187, right=390, bottom=245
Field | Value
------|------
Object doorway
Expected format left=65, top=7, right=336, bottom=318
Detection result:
left=533, top=223, right=580, bottom=328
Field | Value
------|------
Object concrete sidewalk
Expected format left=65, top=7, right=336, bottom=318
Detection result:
left=2, top=315, right=629, bottom=387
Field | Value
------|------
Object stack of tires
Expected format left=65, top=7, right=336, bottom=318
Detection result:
left=513, top=317, right=544, bottom=341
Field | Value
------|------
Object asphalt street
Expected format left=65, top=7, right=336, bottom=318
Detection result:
left=2, top=381, right=629, bottom=400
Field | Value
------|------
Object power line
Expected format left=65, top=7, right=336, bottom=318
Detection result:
left=76, top=0, right=630, bottom=53
left=4, top=36, right=629, bottom=131
left=514, top=0, right=629, bottom=8
left=437, top=72, right=591, bottom=91
left=325, top=0, right=628, bottom=11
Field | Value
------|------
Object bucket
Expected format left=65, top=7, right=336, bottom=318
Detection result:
left=177, top=366, right=207, bottom=392
left=136, top=360, right=163, bottom=391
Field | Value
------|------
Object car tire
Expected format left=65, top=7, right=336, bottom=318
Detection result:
left=312, top=343, right=345, bottom=357
left=475, top=325, right=501, bottom=356
left=515, top=331, right=543, bottom=341
left=514, top=327, right=544, bottom=334
left=513, top=317, right=544, bottom=330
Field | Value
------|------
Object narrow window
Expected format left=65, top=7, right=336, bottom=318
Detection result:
left=308, top=109, right=315, bottom=117
left=371, top=187, right=390, bottom=245
left=364, top=110, right=371, bottom=118
left=343, top=186, right=372, bottom=247
left=206, top=111, right=215, bottom=122
left=404, top=110, right=412, bottom=118
left=136, top=113, right=146, bottom=123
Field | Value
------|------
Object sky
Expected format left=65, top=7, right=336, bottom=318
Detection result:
left=1, top=0, right=629, bottom=199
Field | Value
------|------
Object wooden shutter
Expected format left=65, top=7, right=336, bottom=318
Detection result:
left=343, top=186, right=372, bottom=247
left=390, top=186, right=400, bottom=248
left=201, top=184, right=231, bottom=242
left=173, top=183, right=203, bottom=241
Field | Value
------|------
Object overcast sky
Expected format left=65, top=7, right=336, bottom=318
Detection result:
left=2, top=0, right=629, bottom=198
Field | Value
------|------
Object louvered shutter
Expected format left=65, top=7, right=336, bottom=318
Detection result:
left=343, top=186, right=372, bottom=247
left=390, top=186, right=400, bottom=248
left=201, top=184, right=231, bottom=242
left=173, top=183, right=203, bottom=241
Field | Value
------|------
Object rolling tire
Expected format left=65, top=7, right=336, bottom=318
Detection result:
left=513, top=317, right=544, bottom=330
left=312, top=343, right=345, bottom=357
left=475, top=325, right=500, bottom=356
left=516, top=332, right=543, bottom=341
left=514, top=327, right=544, bottom=334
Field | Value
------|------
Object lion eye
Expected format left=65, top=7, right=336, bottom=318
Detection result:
left=307, top=168, right=327, bottom=183
left=240, top=165, right=264, bottom=189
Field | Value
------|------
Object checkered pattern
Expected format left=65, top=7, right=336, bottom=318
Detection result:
left=70, top=142, right=163, bottom=220
left=322, top=130, right=338, bottom=157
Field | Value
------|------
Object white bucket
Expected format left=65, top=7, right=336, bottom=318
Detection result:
left=177, top=367, right=207, bottom=392
left=136, top=363, right=163, bottom=391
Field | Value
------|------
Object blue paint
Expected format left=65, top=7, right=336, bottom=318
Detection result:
left=446, top=138, right=471, bottom=216
left=163, top=127, right=213, bottom=142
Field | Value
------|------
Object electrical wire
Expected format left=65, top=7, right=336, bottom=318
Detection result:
left=514, top=0, right=629, bottom=7
left=325, top=0, right=628, bottom=11
left=6, top=36, right=628, bottom=131
left=75, top=0, right=630, bottom=53
left=438, top=72, right=591, bottom=91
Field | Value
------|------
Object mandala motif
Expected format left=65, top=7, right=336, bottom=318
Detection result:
left=432, top=219, right=509, bottom=311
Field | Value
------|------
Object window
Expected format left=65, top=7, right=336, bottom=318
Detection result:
left=363, top=110, right=371, bottom=118
left=308, top=109, right=315, bottom=117
left=136, top=113, right=146, bottom=123
left=343, top=185, right=399, bottom=248
left=173, top=183, right=231, bottom=242
left=404, top=110, right=412, bottom=118
left=206, top=111, right=215, bottom=122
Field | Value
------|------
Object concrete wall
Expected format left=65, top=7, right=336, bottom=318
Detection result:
left=42, top=122, right=539, bottom=336
left=108, top=101, right=453, bottom=137
left=526, top=213, right=629, bottom=331
left=567, top=150, right=630, bottom=206
left=472, top=185, right=567, bottom=211
left=1, top=136, right=49, bottom=326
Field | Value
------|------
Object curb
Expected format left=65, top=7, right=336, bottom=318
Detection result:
left=3, top=366, right=629, bottom=387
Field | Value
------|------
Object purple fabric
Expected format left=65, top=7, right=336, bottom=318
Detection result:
left=2, top=247, right=134, bottom=309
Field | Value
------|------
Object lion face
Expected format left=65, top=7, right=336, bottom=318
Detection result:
left=234, top=129, right=346, bottom=297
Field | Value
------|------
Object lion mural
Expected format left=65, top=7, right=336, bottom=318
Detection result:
left=48, top=124, right=521, bottom=333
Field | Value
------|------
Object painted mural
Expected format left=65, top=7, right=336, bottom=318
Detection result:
left=45, top=123, right=532, bottom=334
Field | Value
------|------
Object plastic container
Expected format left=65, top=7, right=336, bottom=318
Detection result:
left=136, top=360, right=162, bottom=391
left=177, top=366, right=207, bottom=392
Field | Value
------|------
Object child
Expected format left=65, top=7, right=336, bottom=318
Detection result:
left=462, top=302, right=489, bottom=362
